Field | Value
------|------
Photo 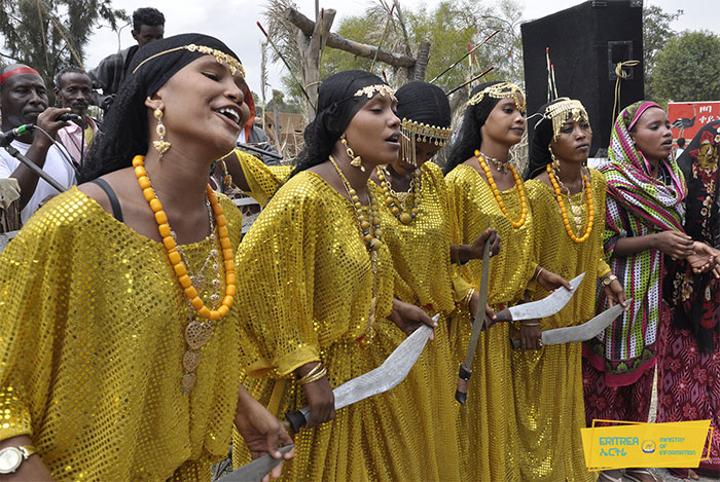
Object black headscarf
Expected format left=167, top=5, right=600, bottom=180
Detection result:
left=444, top=81, right=503, bottom=174
left=81, top=33, right=241, bottom=182
left=665, top=120, right=720, bottom=352
left=292, top=70, right=389, bottom=175
left=525, top=98, right=562, bottom=180
left=396, top=81, right=451, bottom=128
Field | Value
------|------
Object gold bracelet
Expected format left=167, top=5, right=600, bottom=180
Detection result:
left=463, top=288, right=476, bottom=310
left=299, top=367, right=327, bottom=386
left=533, top=266, right=544, bottom=282
left=297, top=363, right=323, bottom=384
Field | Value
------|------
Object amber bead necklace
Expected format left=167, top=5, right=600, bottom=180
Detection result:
left=132, top=154, right=236, bottom=393
left=474, top=149, right=528, bottom=229
left=546, top=164, right=594, bottom=243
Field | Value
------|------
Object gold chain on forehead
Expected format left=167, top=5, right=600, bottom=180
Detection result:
left=132, top=44, right=245, bottom=78
left=544, top=98, right=589, bottom=140
left=467, top=81, right=525, bottom=112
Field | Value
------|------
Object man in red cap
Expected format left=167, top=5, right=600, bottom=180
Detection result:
left=0, top=64, right=76, bottom=224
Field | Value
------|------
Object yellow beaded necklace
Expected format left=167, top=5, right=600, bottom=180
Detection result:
left=474, top=149, right=528, bottom=229
left=376, top=166, right=421, bottom=225
left=132, top=155, right=236, bottom=320
left=546, top=164, right=594, bottom=243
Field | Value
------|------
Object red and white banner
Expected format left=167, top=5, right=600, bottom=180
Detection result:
left=667, top=101, right=720, bottom=144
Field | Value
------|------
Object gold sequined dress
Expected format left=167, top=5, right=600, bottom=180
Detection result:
left=446, top=164, right=536, bottom=482
left=517, top=170, right=610, bottom=482
left=368, top=161, right=464, bottom=481
left=0, top=187, right=244, bottom=481
left=234, top=170, right=430, bottom=481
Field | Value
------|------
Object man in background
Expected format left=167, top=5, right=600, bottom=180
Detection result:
left=54, top=68, right=100, bottom=167
left=0, top=64, right=75, bottom=224
left=90, top=7, right=165, bottom=98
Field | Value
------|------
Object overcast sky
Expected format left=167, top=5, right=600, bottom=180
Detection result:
left=84, top=0, right=717, bottom=94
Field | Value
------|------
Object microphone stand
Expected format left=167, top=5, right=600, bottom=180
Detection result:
left=2, top=142, right=67, bottom=193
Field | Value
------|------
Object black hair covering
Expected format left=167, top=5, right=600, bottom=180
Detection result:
left=292, top=70, right=388, bottom=176
left=396, top=81, right=451, bottom=128
left=444, top=81, right=503, bottom=174
left=445, top=80, right=502, bottom=174
left=80, top=33, right=240, bottom=182
left=524, top=99, right=562, bottom=180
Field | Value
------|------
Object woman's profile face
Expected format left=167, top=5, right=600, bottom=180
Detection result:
left=153, top=55, right=250, bottom=158
left=550, top=118, right=593, bottom=165
left=481, top=97, right=526, bottom=148
left=344, top=94, right=401, bottom=167
left=630, top=107, right=673, bottom=163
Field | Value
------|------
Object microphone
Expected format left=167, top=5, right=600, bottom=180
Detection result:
left=0, top=124, right=34, bottom=147
left=58, top=113, right=83, bottom=124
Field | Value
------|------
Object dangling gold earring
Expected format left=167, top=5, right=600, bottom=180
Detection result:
left=549, top=146, right=560, bottom=171
left=341, top=137, right=364, bottom=172
left=153, top=108, right=171, bottom=156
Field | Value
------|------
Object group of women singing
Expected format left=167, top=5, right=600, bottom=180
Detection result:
left=0, top=32, right=718, bottom=482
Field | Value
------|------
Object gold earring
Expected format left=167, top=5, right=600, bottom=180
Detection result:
left=341, top=137, right=364, bottom=172
left=549, top=146, right=560, bottom=171
left=153, top=108, right=171, bottom=156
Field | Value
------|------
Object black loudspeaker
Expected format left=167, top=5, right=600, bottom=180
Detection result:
left=521, top=0, right=645, bottom=156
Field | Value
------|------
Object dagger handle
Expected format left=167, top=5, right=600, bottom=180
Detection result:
left=495, top=308, right=512, bottom=322
left=455, top=364, right=472, bottom=405
left=286, top=407, right=310, bottom=433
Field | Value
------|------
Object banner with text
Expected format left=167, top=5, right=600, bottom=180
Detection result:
left=582, top=420, right=713, bottom=470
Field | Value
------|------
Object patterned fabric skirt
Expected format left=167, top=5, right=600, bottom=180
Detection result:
left=581, top=304, right=670, bottom=425
left=582, top=358, right=655, bottom=425
left=657, top=311, right=720, bottom=475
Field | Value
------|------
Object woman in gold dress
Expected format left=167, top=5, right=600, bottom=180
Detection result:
left=235, top=71, right=441, bottom=481
left=0, top=34, right=291, bottom=481
left=367, top=80, right=498, bottom=481
left=520, top=98, right=626, bottom=481
left=444, top=81, right=569, bottom=481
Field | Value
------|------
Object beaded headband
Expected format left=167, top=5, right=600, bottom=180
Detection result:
left=401, top=118, right=452, bottom=146
left=400, top=118, right=452, bottom=167
left=354, top=84, right=396, bottom=101
left=467, top=81, right=526, bottom=112
left=543, top=98, right=589, bottom=141
left=132, top=44, right=245, bottom=77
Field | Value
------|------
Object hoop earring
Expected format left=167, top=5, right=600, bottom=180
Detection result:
left=153, top=108, right=171, bottom=156
left=341, top=137, right=364, bottom=172
left=549, top=146, right=560, bottom=171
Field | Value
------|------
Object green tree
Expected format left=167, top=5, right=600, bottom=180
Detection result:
left=0, top=0, right=127, bottom=89
left=651, top=30, right=720, bottom=102
left=643, top=4, right=682, bottom=98
left=319, top=0, right=522, bottom=91
left=269, top=0, right=522, bottom=108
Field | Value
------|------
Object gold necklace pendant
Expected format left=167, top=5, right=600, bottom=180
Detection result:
left=480, top=151, right=510, bottom=173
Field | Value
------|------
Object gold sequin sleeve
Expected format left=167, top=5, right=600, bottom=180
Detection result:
left=233, top=149, right=291, bottom=207
left=236, top=171, right=394, bottom=378
left=0, top=188, right=245, bottom=480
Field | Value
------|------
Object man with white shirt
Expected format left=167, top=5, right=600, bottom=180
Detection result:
left=0, top=64, right=76, bottom=224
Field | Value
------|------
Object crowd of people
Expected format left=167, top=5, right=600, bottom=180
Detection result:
left=0, top=6, right=718, bottom=482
